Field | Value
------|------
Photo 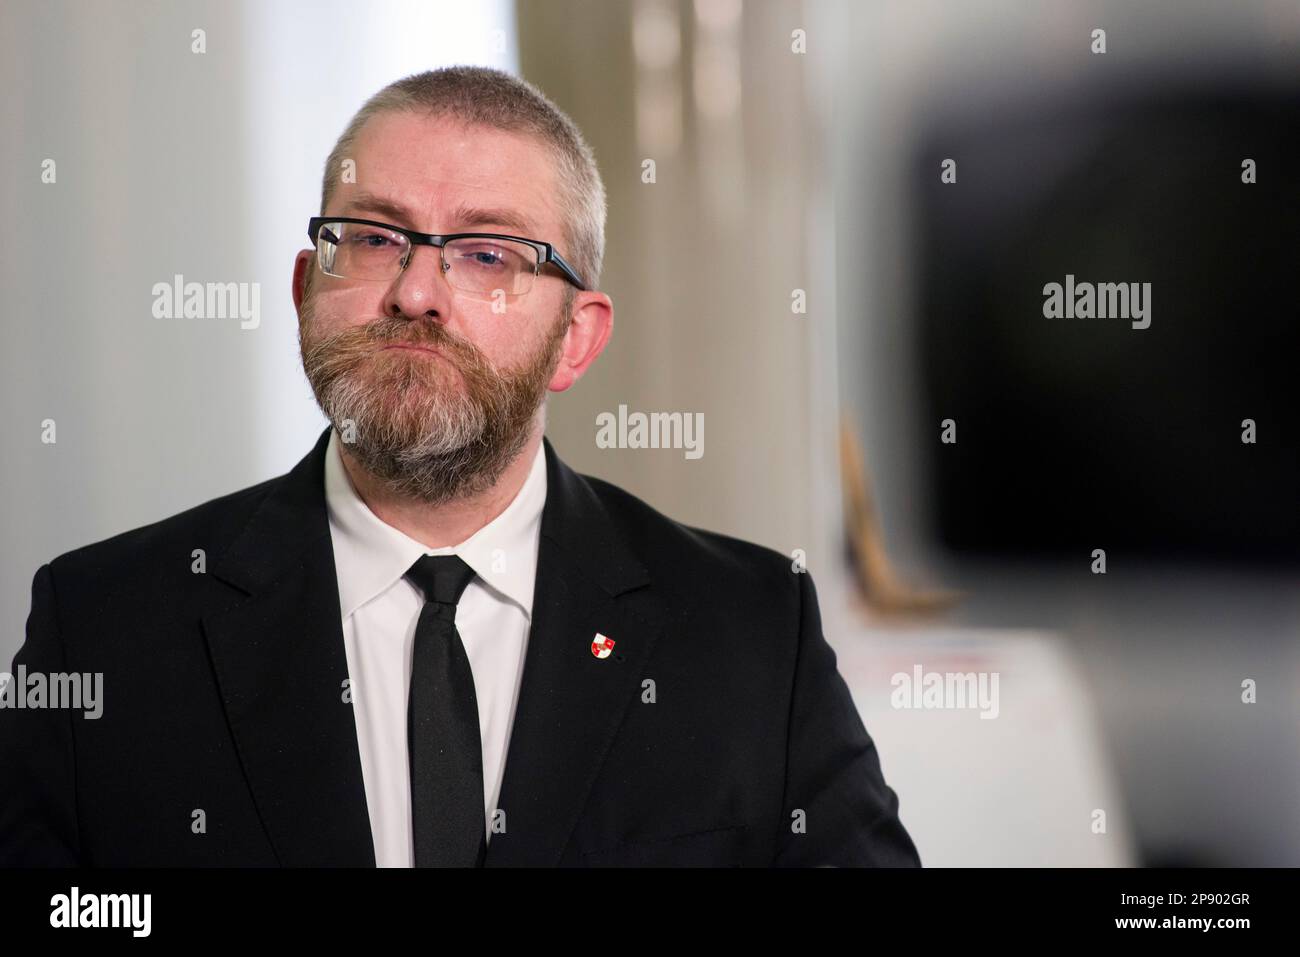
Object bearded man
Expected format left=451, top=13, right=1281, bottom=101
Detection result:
left=0, top=66, right=919, bottom=869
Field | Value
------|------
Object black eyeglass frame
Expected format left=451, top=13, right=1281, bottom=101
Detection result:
left=307, top=216, right=588, bottom=292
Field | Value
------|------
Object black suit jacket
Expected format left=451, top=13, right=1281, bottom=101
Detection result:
left=0, top=428, right=919, bottom=867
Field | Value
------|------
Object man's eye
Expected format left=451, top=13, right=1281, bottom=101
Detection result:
left=455, top=246, right=509, bottom=268
left=350, top=232, right=396, bottom=248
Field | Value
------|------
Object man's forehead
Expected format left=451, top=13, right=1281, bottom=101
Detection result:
left=336, top=112, right=558, bottom=238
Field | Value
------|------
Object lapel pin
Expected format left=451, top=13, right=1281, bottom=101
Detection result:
left=591, top=633, right=615, bottom=659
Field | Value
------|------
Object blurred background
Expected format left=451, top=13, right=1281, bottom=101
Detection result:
left=1, top=0, right=1296, bottom=865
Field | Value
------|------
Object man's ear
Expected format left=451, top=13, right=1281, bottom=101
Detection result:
left=292, top=249, right=314, bottom=311
left=549, top=291, right=613, bottom=393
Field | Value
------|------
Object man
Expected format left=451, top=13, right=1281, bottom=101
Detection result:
left=0, top=67, right=919, bottom=867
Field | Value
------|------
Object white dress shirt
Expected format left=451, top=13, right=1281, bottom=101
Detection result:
left=323, top=428, right=546, bottom=867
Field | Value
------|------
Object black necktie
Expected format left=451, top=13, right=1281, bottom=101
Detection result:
left=404, top=554, right=487, bottom=868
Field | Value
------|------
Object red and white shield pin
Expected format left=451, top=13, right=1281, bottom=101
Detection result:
left=591, top=633, right=615, bottom=659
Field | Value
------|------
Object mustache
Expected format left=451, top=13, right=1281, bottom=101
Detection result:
left=305, top=314, right=486, bottom=369
left=351, top=316, right=471, bottom=353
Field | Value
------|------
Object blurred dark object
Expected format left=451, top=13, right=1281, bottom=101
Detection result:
left=912, top=83, right=1299, bottom=562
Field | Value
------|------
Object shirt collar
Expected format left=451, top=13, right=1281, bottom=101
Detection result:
left=323, top=427, right=547, bottom=622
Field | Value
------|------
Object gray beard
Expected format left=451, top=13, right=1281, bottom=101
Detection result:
left=319, top=360, right=541, bottom=507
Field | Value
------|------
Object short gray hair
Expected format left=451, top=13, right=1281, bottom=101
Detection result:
left=320, top=66, right=606, bottom=292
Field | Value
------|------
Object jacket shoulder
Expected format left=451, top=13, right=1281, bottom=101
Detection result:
left=576, top=470, right=798, bottom=596
left=44, top=473, right=280, bottom=584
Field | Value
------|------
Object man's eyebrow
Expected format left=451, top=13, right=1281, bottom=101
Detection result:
left=339, top=193, right=537, bottom=237
left=446, top=202, right=535, bottom=236
left=341, top=192, right=416, bottom=224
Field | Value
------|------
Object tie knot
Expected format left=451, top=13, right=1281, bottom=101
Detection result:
left=405, top=554, right=477, bottom=607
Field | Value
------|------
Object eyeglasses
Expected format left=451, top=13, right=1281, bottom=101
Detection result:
left=306, top=216, right=587, bottom=299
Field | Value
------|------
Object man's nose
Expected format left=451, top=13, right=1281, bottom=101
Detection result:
left=383, top=244, right=454, bottom=319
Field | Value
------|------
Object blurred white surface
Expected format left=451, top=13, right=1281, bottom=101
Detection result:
left=823, top=571, right=1136, bottom=866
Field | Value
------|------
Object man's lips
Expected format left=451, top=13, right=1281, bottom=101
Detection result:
left=381, top=342, right=444, bottom=358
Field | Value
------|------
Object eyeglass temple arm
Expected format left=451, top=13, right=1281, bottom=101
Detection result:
left=547, top=250, right=587, bottom=291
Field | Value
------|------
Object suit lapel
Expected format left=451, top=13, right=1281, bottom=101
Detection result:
left=485, top=437, right=666, bottom=867
left=202, top=427, right=376, bottom=866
